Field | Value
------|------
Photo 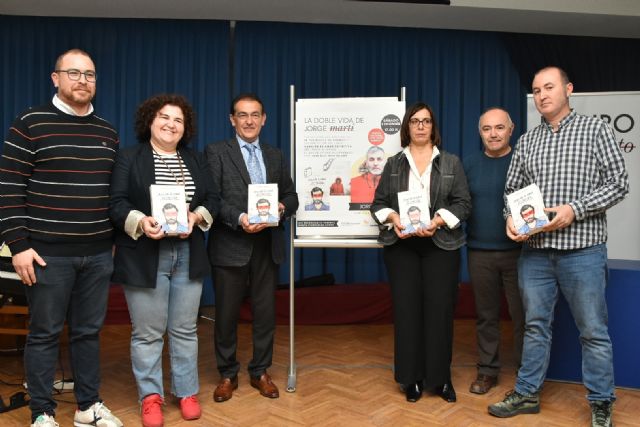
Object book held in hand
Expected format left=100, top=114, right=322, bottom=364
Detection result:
left=248, top=183, right=279, bottom=226
left=149, top=184, right=189, bottom=235
left=397, top=189, right=430, bottom=235
left=506, top=183, right=549, bottom=235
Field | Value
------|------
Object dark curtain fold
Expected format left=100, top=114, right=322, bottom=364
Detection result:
left=501, top=33, right=640, bottom=92
left=233, top=21, right=525, bottom=284
left=0, top=15, right=230, bottom=152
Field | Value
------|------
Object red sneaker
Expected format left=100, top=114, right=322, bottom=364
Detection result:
left=179, top=395, right=201, bottom=421
left=141, top=394, right=164, bottom=427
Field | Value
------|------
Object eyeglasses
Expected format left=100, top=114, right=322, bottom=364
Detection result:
left=409, top=118, right=432, bottom=127
left=55, top=69, right=97, bottom=82
left=235, top=112, right=263, bottom=121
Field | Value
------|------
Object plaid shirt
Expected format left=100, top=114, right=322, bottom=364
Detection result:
left=505, top=110, right=629, bottom=250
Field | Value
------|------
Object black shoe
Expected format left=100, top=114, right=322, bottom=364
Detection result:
left=404, top=382, right=423, bottom=402
left=436, top=382, right=457, bottom=402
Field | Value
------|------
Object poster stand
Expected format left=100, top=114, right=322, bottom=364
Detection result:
left=285, top=86, right=405, bottom=392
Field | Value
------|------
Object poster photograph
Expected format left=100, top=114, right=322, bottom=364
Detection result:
left=295, top=97, right=405, bottom=237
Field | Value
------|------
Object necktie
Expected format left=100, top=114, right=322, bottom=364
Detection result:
left=244, top=144, right=264, bottom=184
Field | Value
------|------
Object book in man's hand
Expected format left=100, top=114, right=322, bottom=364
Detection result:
left=506, top=183, right=549, bottom=235
left=397, top=189, right=430, bottom=235
left=247, top=183, right=279, bottom=226
left=149, top=184, right=189, bottom=235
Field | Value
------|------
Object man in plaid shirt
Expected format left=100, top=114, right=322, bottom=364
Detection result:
left=488, top=66, right=629, bottom=427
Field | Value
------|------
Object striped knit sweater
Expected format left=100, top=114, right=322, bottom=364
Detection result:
left=0, top=102, right=119, bottom=256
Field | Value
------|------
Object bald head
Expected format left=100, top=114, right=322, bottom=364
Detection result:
left=478, top=108, right=514, bottom=158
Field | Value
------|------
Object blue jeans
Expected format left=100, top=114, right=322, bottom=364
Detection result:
left=124, top=239, right=203, bottom=400
left=515, top=244, right=615, bottom=402
left=27, top=251, right=113, bottom=419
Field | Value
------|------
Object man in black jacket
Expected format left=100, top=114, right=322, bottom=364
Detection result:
left=205, top=93, right=298, bottom=402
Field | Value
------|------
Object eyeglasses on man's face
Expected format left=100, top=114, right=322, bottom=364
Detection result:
left=55, top=69, right=97, bottom=82
left=409, top=117, right=432, bottom=127
left=234, top=112, right=263, bottom=122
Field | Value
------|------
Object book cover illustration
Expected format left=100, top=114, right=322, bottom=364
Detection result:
left=248, top=183, right=279, bottom=226
left=507, top=183, right=549, bottom=235
left=149, top=184, right=189, bottom=235
left=397, top=189, right=430, bottom=235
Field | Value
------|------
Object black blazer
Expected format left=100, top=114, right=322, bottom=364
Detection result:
left=371, top=149, right=471, bottom=250
left=109, top=143, right=220, bottom=288
left=205, top=138, right=298, bottom=267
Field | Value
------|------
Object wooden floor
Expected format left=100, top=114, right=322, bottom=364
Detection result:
left=1, top=318, right=639, bottom=426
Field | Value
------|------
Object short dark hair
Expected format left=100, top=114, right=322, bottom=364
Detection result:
left=534, top=66, right=570, bottom=85
left=256, top=198, right=270, bottom=207
left=54, top=48, right=93, bottom=70
left=135, top=94, right=196, bottom=147
left=400, top=102, right=442, bottom=148
left=310, top=187, right=323, bottom=196
left=230, top=93, right=265, bottom=115
left=520, top=204, right=534, bottom=215
left=407, top=205, right=421, bottom=215
left=162, top=203, right=178, bottom=212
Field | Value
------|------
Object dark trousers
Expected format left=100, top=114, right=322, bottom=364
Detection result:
left=26, top=251, right=113, bottom=420
left=468, top=248, right=524, bottom=376
left=213, top=231, right=277, bottom=378
left=383, top=237, right=460, bottom=388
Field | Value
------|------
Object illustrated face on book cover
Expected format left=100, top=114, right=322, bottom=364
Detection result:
left=163, top=205, right=179, bottom=225
left=408, top=207, right=422, bottom=226
left=517, top=203, right=548, bottom=234
left=256, top=200, right=271, bottom=218
left=161, top=203, right=187, bottom=232
left=520, top=205, right=537, bottom=224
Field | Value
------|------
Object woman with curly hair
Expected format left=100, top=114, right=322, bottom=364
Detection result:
left=109, top=94, right=219, bottom=427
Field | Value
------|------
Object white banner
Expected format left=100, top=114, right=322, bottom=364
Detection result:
left=295, top=97, right=405, bottom=237
left=527, top=92, right=639, bottom=261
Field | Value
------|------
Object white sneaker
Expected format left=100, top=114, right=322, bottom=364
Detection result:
left=31, top=414, right=59, bottom=427
left=73, top=402, right=123, bottom=427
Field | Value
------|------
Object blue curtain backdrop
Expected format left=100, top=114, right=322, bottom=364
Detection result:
left=233, top=21, right=526, bottom=285
left=2, top=14, right=638, bottom=317
left=502, top=33, right=640, bottom=92
left=1, top=15, right=527, bottom=293
left=0, top=15, right=230, bottom=153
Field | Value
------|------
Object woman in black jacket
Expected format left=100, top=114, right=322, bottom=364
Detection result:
left=110, top=94, right=219, bottom=427
left=371, top=102, right=471, bottom=403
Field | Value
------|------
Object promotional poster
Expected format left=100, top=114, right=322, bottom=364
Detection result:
left=295, top=97, right=405, bottom=237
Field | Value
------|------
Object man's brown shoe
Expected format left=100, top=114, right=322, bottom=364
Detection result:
left=213, top=376, right=238, bottom=402
left=469, top=374, right=497, bottom=394
left=250, top=372, right=279, bottom=398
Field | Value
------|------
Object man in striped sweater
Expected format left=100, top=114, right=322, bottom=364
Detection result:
left=0, top=49, right=122, bottom=427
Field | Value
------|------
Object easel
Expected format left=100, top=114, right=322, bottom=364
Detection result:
left=285, top=87, right=405, bottom=392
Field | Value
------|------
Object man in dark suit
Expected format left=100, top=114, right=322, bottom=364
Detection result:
left=205, top=93, right=298, bottom=402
